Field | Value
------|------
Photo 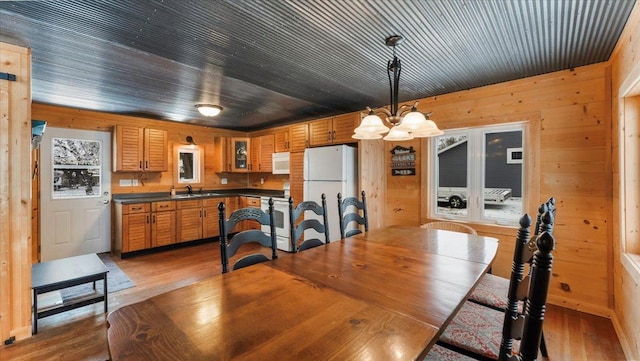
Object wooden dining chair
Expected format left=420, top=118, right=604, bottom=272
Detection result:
left=469, top=200, right=554, bottom=309
left=466, top=197, right=555, bottom=357
left=288, top=194, right=330, bottom=252
left=218, top=199, right=277, bottom=273
left=337, top=190, right=368, bottom=239
left=426, top=214, right=556, bottom=361
left=420, top=221, right=478, bottom=235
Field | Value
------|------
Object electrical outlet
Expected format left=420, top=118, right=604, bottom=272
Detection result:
left=132, top=179, right=139, bottom=186
left=119, top=179, right=132, bottom=187
left=260, top=178, right=264, bottom=184
left=221, top=178, right=228, bottom=185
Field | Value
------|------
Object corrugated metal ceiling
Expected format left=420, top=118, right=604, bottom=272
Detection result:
left=0, top=0, right=635, bottom=130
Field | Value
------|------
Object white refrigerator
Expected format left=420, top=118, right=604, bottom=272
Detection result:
left=303, top=145, right=358, bottom=242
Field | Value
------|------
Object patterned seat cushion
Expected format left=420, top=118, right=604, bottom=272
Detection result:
left=468, top=273, right=509, bottom=310
left=439, top=301, right=520, bottom=360
left=423, top=344, right=477, bottom=361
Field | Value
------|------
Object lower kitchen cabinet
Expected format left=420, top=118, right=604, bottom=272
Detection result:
left=151, top=201, right=176, bottom=247
left=240, top=196, right=262, bottom=230
left=202, top=197, right=225, bottom=238
left=116, top=202, right=151, bottom=253
left=176, top=199, right=203, bottom=243
left=115, top=196, right=249, bottom=256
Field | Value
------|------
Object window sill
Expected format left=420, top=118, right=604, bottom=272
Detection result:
left=621, top=253, right=640, bottom=285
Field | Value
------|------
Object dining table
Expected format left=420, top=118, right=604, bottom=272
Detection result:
left=106, top=225, right=499, bottom=361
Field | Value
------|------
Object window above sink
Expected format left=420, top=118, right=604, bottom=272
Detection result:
left=176, top=145, right=203, bottom=186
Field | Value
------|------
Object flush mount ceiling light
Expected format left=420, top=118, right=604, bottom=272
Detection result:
left=353, top=35, right=443, bottom=141
left=195, top=104, right=223, bottom=117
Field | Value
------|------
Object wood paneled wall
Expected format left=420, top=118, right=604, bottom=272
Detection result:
left=0, top=42, right=32, bottom=342
left=610, top=2, right=640, bottom=359
left=31, top=104, right=252, bottom=194
left=360, top=62, right=613, bottom=316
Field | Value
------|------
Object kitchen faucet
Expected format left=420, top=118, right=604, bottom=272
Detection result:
left=185, top=184, right=192, bottom=194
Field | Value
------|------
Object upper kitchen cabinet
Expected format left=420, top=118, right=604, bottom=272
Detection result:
left=250, top=134, right=274, bottom=173
left=213, top=137, right=232, bottom=173
left=289, top=123, right=309, bottom=152
left=308, top=113, right=360, bottom=147
left=274, top=128, right=290, bottom=152
left=113, top=125, right=168, bottom=172
left=231, top=137, right=250, bottom=173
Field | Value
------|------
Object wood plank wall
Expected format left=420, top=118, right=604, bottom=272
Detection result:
left=610, top=2, right=640, bottom=359
left=359, top=62, right=613, bottom=317
left=31, top=104, right=253, bottom=194
left=0, top=42, right=32, bottom=342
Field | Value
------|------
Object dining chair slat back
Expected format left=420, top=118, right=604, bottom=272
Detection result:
left=289, top=194, right=330, bottom=252
left=218, top=199, right=277, bottom=273
left=337, top=190, right=368, bottom=239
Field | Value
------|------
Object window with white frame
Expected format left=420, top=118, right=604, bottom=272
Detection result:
left=429, top=123, right=525, bottom=225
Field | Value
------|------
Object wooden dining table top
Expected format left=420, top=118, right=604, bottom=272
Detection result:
left=107, top=225, right=498, bottom=361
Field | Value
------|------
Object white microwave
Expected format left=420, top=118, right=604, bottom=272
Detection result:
left=272, top=152, right=290, bottom=174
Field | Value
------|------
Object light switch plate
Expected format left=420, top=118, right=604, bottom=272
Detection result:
left=132, top=179, right=139, bottom=186
left=221, top=178, right=228, bottom=185
left=119, top=179, right=132, bottom=187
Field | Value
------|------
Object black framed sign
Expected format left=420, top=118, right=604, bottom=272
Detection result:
left=390, top=145, right=416, bottom=176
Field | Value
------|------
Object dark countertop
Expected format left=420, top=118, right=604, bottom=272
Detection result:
left=112, top=188, right=286, bottom=204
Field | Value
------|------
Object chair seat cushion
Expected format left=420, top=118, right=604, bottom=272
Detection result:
left=439, top=301, right=520, bottom=360
left=423, top=344, right=477, bottom=361
left=469, top=273, right=509, bottom=310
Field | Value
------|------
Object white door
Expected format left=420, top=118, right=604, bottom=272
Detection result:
left=40, top=127, right=112, bottom=261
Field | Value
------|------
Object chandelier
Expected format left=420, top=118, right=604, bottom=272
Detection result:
left=353, top=35, right=443, bottom=141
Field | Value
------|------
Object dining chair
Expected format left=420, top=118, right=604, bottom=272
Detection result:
left=218, top=199, right=277, bottom=273
left=420, top=221, right=478, bottom=235
left=288, top=194, right=330, bottom=252
left=469, top=199, right=555, bottom=310
left=337, top=190, right=368, bottom=239
left=466, top=197, right=555, bottom=357
left=425, top=213, right=556, bottom=361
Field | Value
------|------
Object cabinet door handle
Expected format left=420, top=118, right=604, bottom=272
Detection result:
left=146, top=215, right=150, bottom=224
left=203, top=210, right=207, bottom=217
left=199, top=210, right=202, bottom=217
left=139, top=161, right=143, bottom=170
left=327, top=131, right=331, bottom=141
left=152, top=215, right=156, bottom=223
left=332, top=130, right=336, bottom=141
left=131, top=207, right=142, bottom=211
left=160, top=205, right=168, bottom=208
left=145, top=161, right=149, bottom=169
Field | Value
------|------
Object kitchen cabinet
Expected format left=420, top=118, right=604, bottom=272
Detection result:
left=274, top=129, right=290, bottom=152
left=176, top=199, right=203, bottom=243
left=113, top=125, right=168, bottom=172
left=289, top=152, right=305, bottom=204
left=308, top=113, right=359, bottom=147
left=202, top=197, right=225, bottom=238
left=151, top=201, right=176, bottom=247
left=289, top=123, right=309, bottom=152
left=231, top=137, right=250, bottom=172
left=116, top=203, right=150, bottom=253
left=240, top=196, right=262, bottom=230
left=249, top=134, right=274, bottom=172
left=213, top=137, right=232, bottom=173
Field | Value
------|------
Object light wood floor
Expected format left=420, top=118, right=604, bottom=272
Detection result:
left=0, top=242, right=627, bottom=361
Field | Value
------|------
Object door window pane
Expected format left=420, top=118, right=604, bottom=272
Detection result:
left=52, top=138, right=101, bottom=199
